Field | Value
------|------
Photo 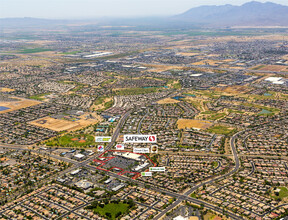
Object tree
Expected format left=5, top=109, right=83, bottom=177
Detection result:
left=115, top=211, right=122, bottom=218
left=105, top=212, right=112, bottom=218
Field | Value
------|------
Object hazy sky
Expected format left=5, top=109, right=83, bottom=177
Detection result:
left=0, top=0, right=288, bottom=19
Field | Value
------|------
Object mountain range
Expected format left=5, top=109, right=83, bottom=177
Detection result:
left=174, top=1, right=288, bottom=27
left=1, top=2, right=288, bottom=28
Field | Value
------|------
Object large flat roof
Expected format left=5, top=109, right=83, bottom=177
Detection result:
left=115, top=152, right=142, bottom=160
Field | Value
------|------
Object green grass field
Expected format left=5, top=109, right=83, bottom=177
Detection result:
left=201, top=111, right=226, bottom=120
left=273, top=187, right=288, bottom=200
left=197, top=90, right=222, bottom=99
left=61, top=51, right=82, bottom=55
left=114, top=87, right=160, bottom=96
left=227, top=109, right=245, bottom=114
left=29, top=93, right=50, bottom=101
left=93, top=203, right=129, bottom=220
left=18, top=48, right=53, bottom=54
left=211, top=161, right=218, bottom=168
left=243, top=102, right=280, bottom=115
left=45, top=134, right=95, bottom=147
left=104, top=99, right=114, bottom=109
left=206, top=125, right=237, bottom=135
left=94, top=96, right=107, bottom=105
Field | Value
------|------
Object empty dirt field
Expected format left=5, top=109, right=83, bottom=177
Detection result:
left=157, top=97, right=180, bottom=104
left=253, top=65, right=288, bottom=72
left=214, top=85, right=251, bottom=94
left=29, top=113, right=102, bottom=132
left=177, top=52, right=199, bottom=56
left=177, top=119, right=213, bottom=130
left=142, top=64, right=184, bottom=73
left=0, top=98, right=41, bottom=114
left=0, top=88, right=15, bottom=92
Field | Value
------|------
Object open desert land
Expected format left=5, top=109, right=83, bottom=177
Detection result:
left=177, top=119, right=213, bottom=130
left=0, top=98, right=41, bottom=114
left=29, top=113, right=102, bottom=132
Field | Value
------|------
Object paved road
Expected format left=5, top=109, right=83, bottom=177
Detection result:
left=85, top=164, right=243, bottom=220
left=182, top=131, right=241, bottom=196
left=137, top=110, right=148, bottom=134
left=152, top=131, right=243, bottom=220
left=0, top=120, right=244, bottom=220
left=0, top=123, right=243, bottom=219
left=0, top=119, right=244, bottom=220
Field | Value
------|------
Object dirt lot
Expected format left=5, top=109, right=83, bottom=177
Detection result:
left=177, top=119, right=213, bottom=130
left=141, top=64, right=184, bottom=73
left=157, top=98, right=180, bottom=104
left=30, top=117, right=77, bottom=131
left=214, top=85, right=251, bottom=94
left=177, top=52, right=199, bottom=56
left=29, top=113, right=102, bottom=132
left=254, top=65, right=288, bottom=72
left=0, top=88, right=15, bottom=92
left=0, top=98, right=41, bottom=114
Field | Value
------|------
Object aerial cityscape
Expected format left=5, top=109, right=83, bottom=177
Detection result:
left=1, top=1, right=288, bottom=220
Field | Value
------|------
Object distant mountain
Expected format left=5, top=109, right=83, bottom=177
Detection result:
left=174, top=1, right=288, bottom=27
